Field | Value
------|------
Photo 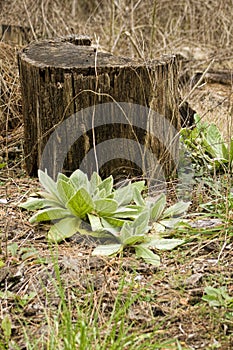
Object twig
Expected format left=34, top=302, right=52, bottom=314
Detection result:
left=179, top=59, right=215, bottom=109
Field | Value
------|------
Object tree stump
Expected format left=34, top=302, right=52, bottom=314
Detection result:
left=18, top=35, right=180, bottom=187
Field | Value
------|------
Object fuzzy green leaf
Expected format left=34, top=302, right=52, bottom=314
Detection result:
left=90, top=172, right=102, bottom=193
left=97, top=175, right=113, bottom=196
left=92, top=244, right=122, bottom=256
left=133, top=187, right=145, bottom=206
left=38, top=169, right=58, bottom=199
left=158, top=218, right=181, bottom=229
left=123, top=235, right=146, bottom=246
left=135, top=246, right=160, bottom=266
left=69, top=169, right=89, bottom=190
left=149, top=193, right=166, bottom=221
left=29, top=208, right=71, bottom=223
left=100, top=218, right=121, bottom=235
left=57, top=173, right=69, bottom=183
left=229, top=138, right=233, bottom=163
left=66, top=187, right=94, bottom=218
left=19, top=197, right=62, bottom=210
left=35, top=191, right=59, bottom=201
left=132, top=211, right=150, bottom=235
left=162, top=201, right=191, bottom=218
left=113, top=182, right=134, bottom=205
left=112, top=206, right=143, bottom=219
left=151, top=222, right=166, bottom=232
left=119, top=222, right=132, bottom=242
left=142, top=238, right=184, bottom=250
left=48, top=217, right=81, bottom=242
left=203, top=124, right=228, bottom=160
left=131, top=180, right=146, bottom=193
left=94, top=198, right=118, bottom=216
left=88, top=214, right=103, bottom=231
left=57, top=179, right=75, bottom=204
left=102, top=216, right=126, bottom=228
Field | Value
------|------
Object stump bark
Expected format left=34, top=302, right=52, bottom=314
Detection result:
left=18, top=35, right=180, bottom=185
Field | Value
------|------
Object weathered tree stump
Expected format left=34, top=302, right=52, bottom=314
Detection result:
left=18, top=35, right=180, bottom=186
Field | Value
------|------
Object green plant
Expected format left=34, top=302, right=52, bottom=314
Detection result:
left=180, top=114, right=233, bottom=173
left=20, top=169, right=190, bottom=265
left=0, top=315, right=12, bottom=349
left=0, top=162, right=6, bottom=170
left=202, top=286, right=233, bottom=308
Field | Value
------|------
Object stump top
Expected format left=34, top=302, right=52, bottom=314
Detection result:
left=20, top=36, right=136, bottom=70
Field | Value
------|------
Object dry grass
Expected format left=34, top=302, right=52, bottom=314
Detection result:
left=0, top=1, right=233, bottom=349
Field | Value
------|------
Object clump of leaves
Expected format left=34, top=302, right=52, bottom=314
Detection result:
left=20, top=169, right=190, bottom=265
left=180, top=114, right=233, bottom=173
left=202, top=286, right=233, bottom=309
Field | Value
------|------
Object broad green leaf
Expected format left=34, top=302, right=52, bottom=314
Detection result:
left=57, top=179, right=75, bottom=204
left=29, top=207, right=71, bottom=223
left=135, top=246, right=160, bottom=266
left=7, top=243, right=18, bottom=257
left=162, top=201, right=191, bottom=218
left=94, top=198, right=118, bottom=216
left=123, top=235, right=146, bottom=246
left=95, top=188, right=107, bottom=199
left=97, top=175, right=113, bottom=196
left=159, top=218, right=181, bottom=228
left=112, top=206, right=143, bottom=219
left=48, top=217, right=81, bottom=242
left=102, top=216, right=126, bottom=228
left=101, top=218, right=121, bottom=236
left=1, top=314, right=12, bottom=341
left=203, top=123, right=228, bottom=159
left=35, top=191, right=59, bottom=201
left=202, top=295, right=221, bottom=307
left=149, top=193, right=166, bottom=221
left=92, top=244, right=122, bottom=256
left=113, top=182, right=134, bottom=205
left=88, top=213, right=103, bottom=231
left=66, top=187, right=94, bottom=218
left=90, top=172, right=102, bottom=193
left=79, top=227, right=113, bottom=239
left=142, top=238, right=184, bottom=250
left=57, top=172, right=69, bottom=183
left=133, top=187, right=145, bottom=206
left=119, top=222, right=132, bottom=242
left=69, top=169, right=89, bottom=190
left=151, top=222, right=166, bottom=232
left=132, top=211, right=150, bottom=235
left=0, top=162, right=6, bottom=169
left=131, top=180, right=146, bottom=193
left=19, top=197, right=63, bottom=210
left=229, top=137, right=233, bottom=163
left=38, top=169, right=58, bottom=199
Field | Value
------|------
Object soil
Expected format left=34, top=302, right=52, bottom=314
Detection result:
left=0, top=1, right=233, bottom=349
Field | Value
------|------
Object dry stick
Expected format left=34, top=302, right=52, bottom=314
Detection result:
left=23, top=0, right=37, bottom=41
left=124, top=31, right=144, bottom=59
left=179, top=59, right=215, bottom=109
left=71, top=0, right=77, bottom=18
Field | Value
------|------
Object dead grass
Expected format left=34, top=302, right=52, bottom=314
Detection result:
left=0, top=1, right=233, bottom=349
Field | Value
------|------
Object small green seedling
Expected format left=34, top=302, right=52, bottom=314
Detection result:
left=202, top=286, right=233, bottom=308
